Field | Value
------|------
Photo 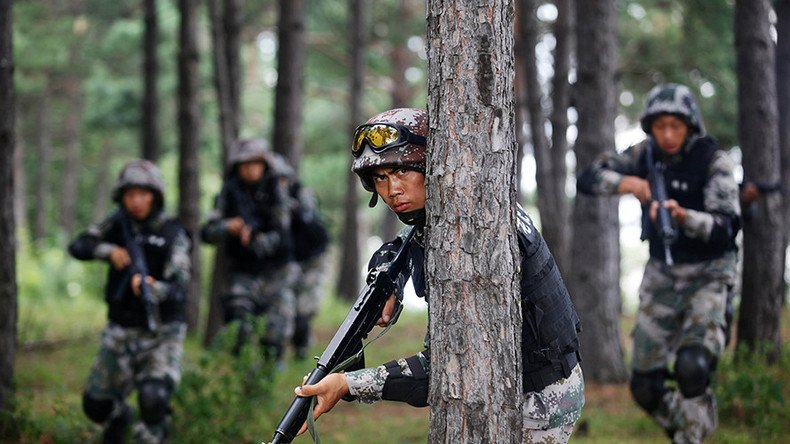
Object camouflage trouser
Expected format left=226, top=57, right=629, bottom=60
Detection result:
left=632, top=253, right=736, bottom=443
left=224, top=263, right=298, bottom=357
left=84, top=322, right=186, bottom=443
left=523, top=363, right=585, bottom=443
left=291, top=255, right=328, bottom=351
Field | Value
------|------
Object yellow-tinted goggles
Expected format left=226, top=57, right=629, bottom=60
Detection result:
left=352, top=123, right=426, bottom=157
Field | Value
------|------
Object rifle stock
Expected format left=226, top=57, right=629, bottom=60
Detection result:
left=268, top=226, right=416, bottom=444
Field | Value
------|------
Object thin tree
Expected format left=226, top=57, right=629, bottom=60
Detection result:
left=142, top=0, right=161, bottom=161
left=777, top=0, right=790, bottom=269
left=518, top=0, right=571, bottom=275
left=426, top=1, right=523, bottom=442
left=204, top=0, right=243, bottom=345
left=0, top=0, right=18, bottom=412
left=59, top=70, right=82, bottom=235
left=178, top=0, right=202, bottom=332
left=336, top=0, right=365, bottom=302
left=735, top=0, right=784, bottom=361
left=272, top=0, right=306, bottom=172
left=32, top=79, right=52, bottom=245
left=567, top=0, right=627, bottom=383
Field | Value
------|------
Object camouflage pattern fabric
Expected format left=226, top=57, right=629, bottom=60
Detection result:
left=293, top=254, right=328, bottom=318
left=84, top=322, right=186, bottom=442
left=224, top=263, right=299, bottom=348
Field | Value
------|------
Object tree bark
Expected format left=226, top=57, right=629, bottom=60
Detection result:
left=207, top=0, right=237, bottom=162
left=0, top=0, right=18, bottom=412
left=272, top=0, right=306, bottom=172
left=59, top=73, right=82, bottom=236
left=568, top=0, right=627, bottom=383
left=519, top=0, right=571, bottom=275
left=33, top=80, right=52, bottom=245
left=177, top=0, right=202, bottom=333
left=336, top=0, right=365, bottom=302
left=735, top=0, right=784, bottom=361
left=142, top=0, right=161, bottom=162
left=13, top=135, right=26, bottom=234
left=223, top=0, right=242, bottom=127
left=426, top=1, right=523, bottom=442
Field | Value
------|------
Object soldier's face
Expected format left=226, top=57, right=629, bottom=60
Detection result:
left=651, top=115, right=689, bottom=156
left=238, top=161, right=266, bottom=184
left=122, top=187, right=155, bottom=221
left=371, top=167, right=426, bottom=214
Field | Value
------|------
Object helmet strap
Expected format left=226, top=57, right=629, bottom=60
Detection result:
left=368, top=192, right=379, bottom=207
left=396, top=208, right=426, bottom=226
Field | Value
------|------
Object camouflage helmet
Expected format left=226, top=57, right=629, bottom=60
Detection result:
left=640, top=83, right=706, bottom=135
left=351, top=108, right=427, bottom=206
left=227, top=138, right=270, bottom=172
left=111, top=159, right=166, bottom=207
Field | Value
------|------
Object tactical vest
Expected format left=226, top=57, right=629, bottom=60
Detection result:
left=638, top=136, right=736, bottom=263
left=377, top=205, right=581, bottom=394
left=222, top=176, right=292, bottom=271
left=104, top=214, right=186, bottom=328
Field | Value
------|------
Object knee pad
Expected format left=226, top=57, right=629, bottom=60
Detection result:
left=223, top=302, right=249, bottom=324
left=82, top=392, right=114, bottom=424
left=137, top=379, right=172, bottom=426
left=675, top=345, right=711, bottom=398
left=292, top=315, right=311, bottom=348
left=630, top=369, right=668, bottom=413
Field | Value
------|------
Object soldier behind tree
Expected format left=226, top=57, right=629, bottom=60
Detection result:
left=294, top=108, right=585, bottom=443
left=201, top=138, right=298, bottom=364
left=577, top=83, right=741, bottom=443
left=68, top=160, right=191, bottom=443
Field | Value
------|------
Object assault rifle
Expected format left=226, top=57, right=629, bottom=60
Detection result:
left=115, top=211, right=158, bottom=332
left=645, top=137, right=678, bottom=266
left=267, top=226, right=416, bottom=444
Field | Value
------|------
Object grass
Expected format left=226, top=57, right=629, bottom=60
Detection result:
left=8, top=287, right=790, bottom=443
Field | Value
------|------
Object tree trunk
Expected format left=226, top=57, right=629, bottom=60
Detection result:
left=426, top=2, right=523, bottom=442
left=336, top=0, right=365, bottom=302
left=735, top=0, right=784, bottom=362
left=59, top=74, right=82, bottom=235
left=92, top=139, right=113, bottom=223
left=142, top=0, right=161, bottom=162
left=205, top=0, right=242, bottom=345
left=13, top=135, right=26, bottom=234
left=777, top=0, right=790, bottom=281
left=178, top=0, right=202, bottom=333
left=272, top=0, right=306, bottom=172
left=568, top=0, right=627, bottom=383
left=0, top=0, right=18, bottom=412
left=519, top=0, right=571, bottom=275
left=33, top=82, right=52, bottom=245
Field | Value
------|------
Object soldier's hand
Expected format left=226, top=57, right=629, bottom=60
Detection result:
left=649, top=199, right=687, bottom=225
left=618, top=176, right=651, bottom=204
left=226, top=217, right=245, bottom=236
left=376, top=293, right=397, bottom=327
left=131, top=274, right=156, bottom=296
left=240, top=226, right=253, bottom=247
left=109, top=247, right=131, bottom=270
left=295, top=373, right=350, bottom=437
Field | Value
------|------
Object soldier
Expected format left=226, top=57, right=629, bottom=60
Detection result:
left=68, top=160, right=191, bottom=444
left=294, top=108, right=585, bottom=443
left=577, top=84, right=740, bottom=443
left=201, top=138, right=297, bottom=364
left=288, top=181, right=330, bottom=360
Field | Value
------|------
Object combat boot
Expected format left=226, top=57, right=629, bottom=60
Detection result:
left=102, top=403, right=134, bottom=444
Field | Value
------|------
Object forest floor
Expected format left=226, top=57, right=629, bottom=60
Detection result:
left=8, top=296, right=790, bottom=444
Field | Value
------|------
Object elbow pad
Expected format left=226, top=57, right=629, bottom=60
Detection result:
left=68, top=235, right=99, bottom=261
left=575, top=168, right=598, bottom=195
left=708, top=213, right=740, bottom=249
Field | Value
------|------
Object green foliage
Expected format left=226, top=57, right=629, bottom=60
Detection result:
left=715, top=343, right=789, bottom=440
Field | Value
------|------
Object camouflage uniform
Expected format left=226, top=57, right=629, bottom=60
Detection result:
left=69, top=160, right=191, bottom=444
left=202, top=139, right=297, bottom=361
left=577, top=84, right=740, bottom=443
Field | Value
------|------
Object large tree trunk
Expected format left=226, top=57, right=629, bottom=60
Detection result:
left=777, top=0, right=790, bottom=284
left=33, top=82, right=52, bottom=245
left=142, top=0, right=161, bottom=162
left=336, top=0, right=365, bottom=302
left=204, top=0, right=242, bottom=345
left=178, top=0, right=202, bottom=333
left=272, top=0, right=306, bottom=172
left=0, top=0, right=18, bottom=412
left=735, top=0, right=784, bottom=362
left=519, top=0, right=571, bottom=275
left=59, top=74, right=82, bottom=235
left=426, top=1, right=523, bottom=442
left=568, top=0, right=627, bottom=383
